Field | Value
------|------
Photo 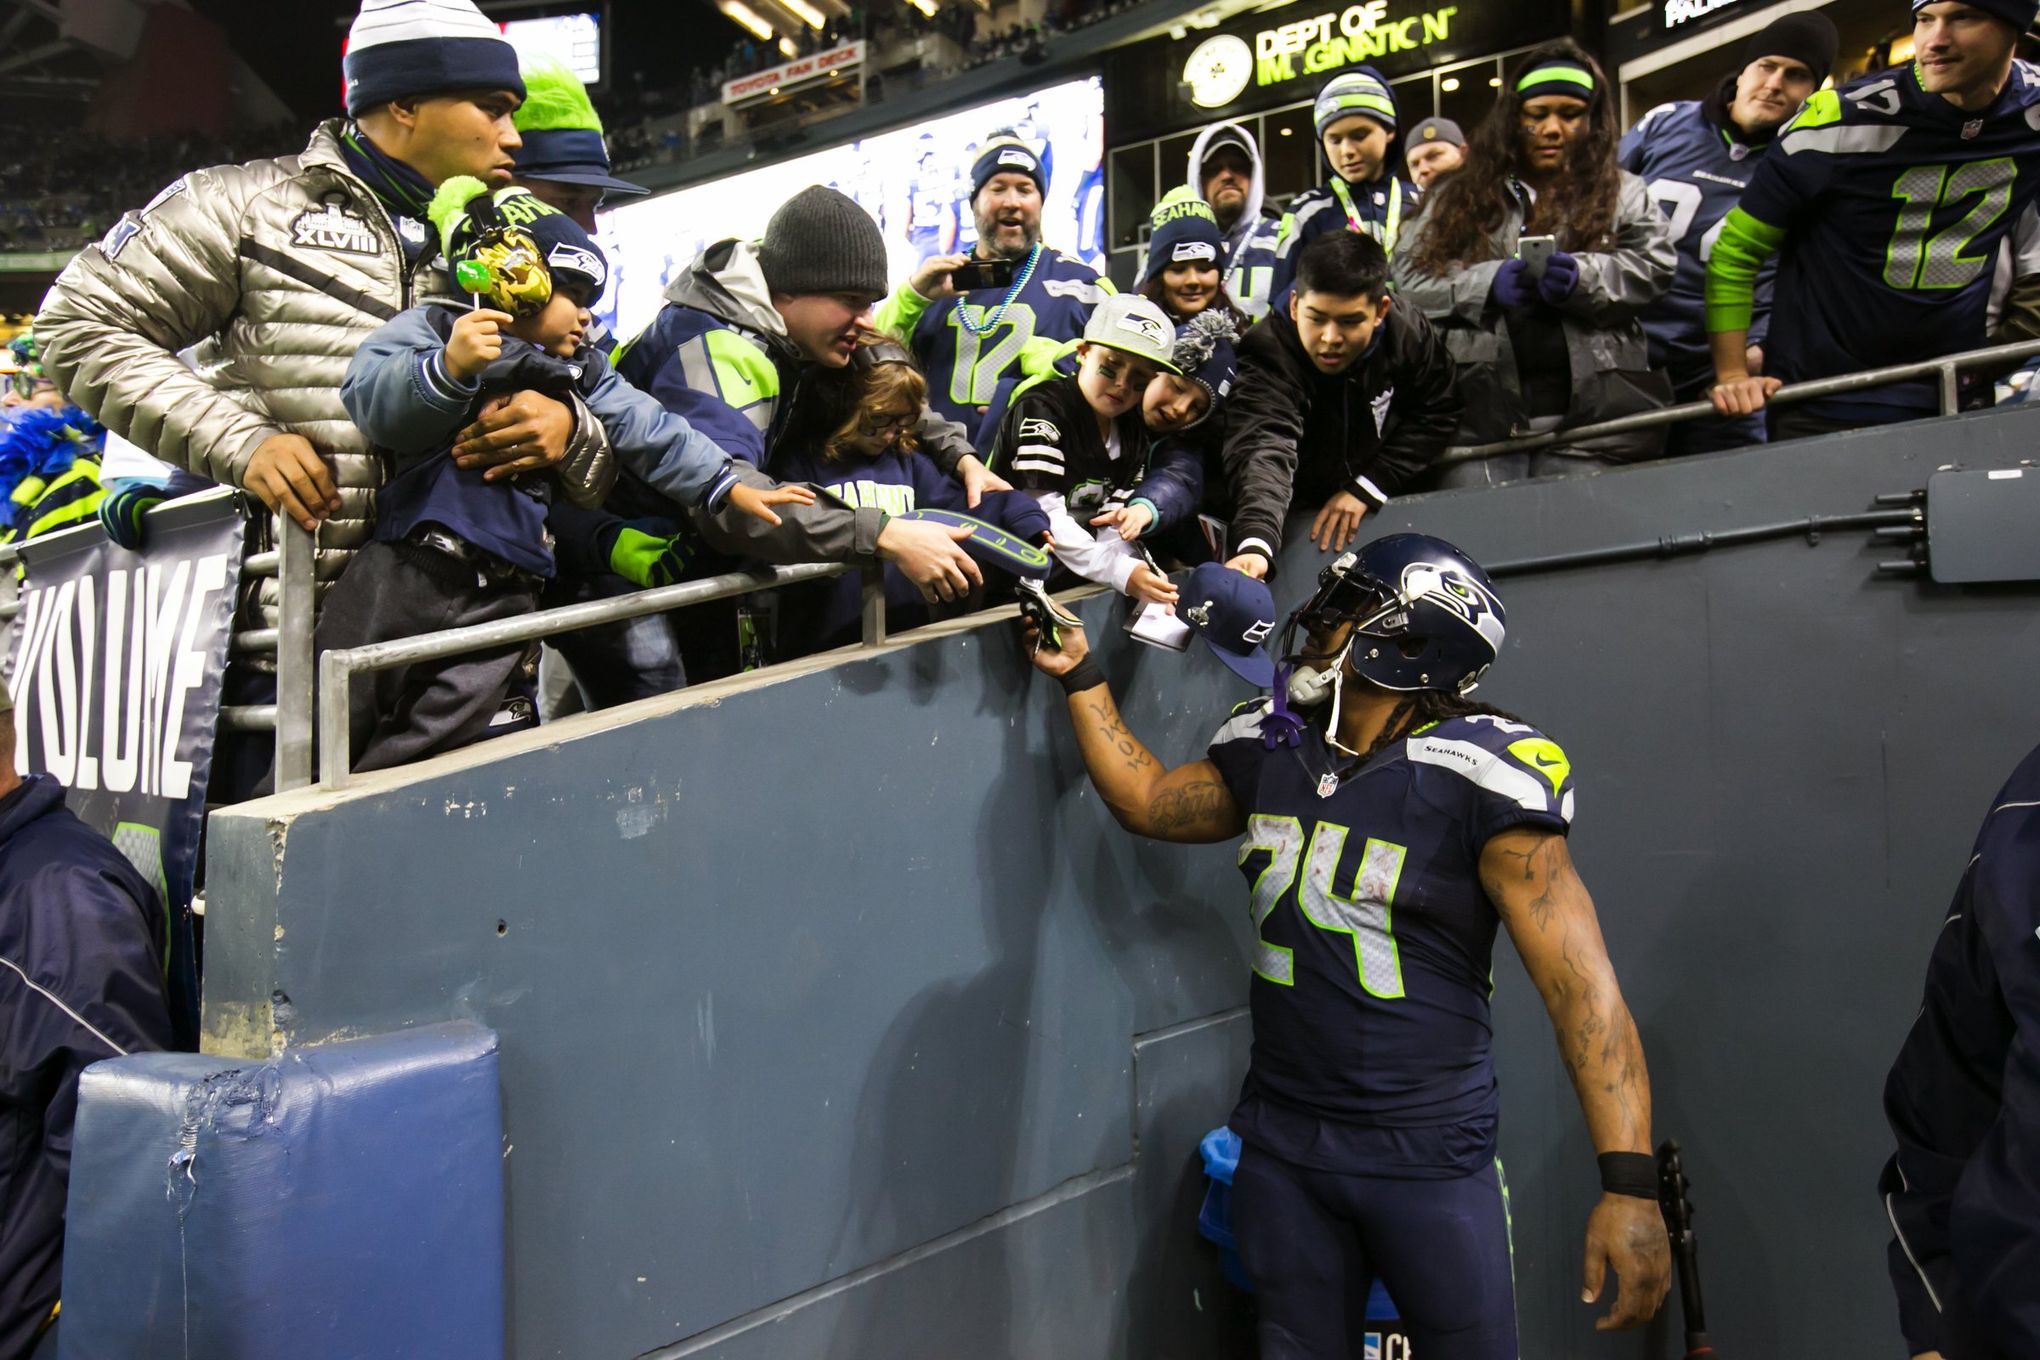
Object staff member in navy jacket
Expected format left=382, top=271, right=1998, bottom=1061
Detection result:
left=1883, top=739, right=2040, bottom=1360
left=0, top=682, right=174, bottom=1360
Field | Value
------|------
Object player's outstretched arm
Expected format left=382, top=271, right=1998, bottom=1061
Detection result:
left=1025, top=616, right=1244, bottom=844
left=1481, top=827, right=1671, bottom=1333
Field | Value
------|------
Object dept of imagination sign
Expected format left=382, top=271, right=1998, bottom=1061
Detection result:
left=1251, top=1, right=1461, bottom=87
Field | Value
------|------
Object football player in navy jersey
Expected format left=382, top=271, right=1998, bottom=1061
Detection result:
left=1619, top=11, right=1838, bottom=454
left=1026, top=533, right=1669, bottom=1357
left=1707, top=0, right=2040, bottom=440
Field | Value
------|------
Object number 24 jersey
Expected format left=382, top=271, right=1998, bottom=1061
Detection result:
left=1206, top=703, right=1575, bottom=1174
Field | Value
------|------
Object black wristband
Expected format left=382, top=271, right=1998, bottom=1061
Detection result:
left=1598, top=1151, right=1658, bottom=1200
left=1058, top=658, right=1106, bottom=695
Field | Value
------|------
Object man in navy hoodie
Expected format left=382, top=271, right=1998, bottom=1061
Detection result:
left=0, top=682, right=174, bottom=1360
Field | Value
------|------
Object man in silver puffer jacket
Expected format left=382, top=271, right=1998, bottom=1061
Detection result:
left=35, top=0, right=610, bottom=624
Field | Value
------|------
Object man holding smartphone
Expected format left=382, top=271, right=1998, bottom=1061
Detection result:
left=876, top=132, right=1116, bottom=427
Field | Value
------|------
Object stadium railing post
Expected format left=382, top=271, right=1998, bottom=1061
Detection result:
left=860, top=566, right=887, bottom=648
left=273, top=517, right=317, bottom=792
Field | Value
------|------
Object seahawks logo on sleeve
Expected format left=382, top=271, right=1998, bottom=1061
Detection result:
left=1405, top=713, right=1575, bottom=824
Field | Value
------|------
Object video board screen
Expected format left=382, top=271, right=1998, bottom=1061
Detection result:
left=503, top=13, right=603, bottom=85
left=593, top=76, right=1106, bottom=343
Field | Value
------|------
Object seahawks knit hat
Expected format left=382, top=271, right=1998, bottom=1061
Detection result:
left=1170, top=310, right=1238, bottom=425
left=343, top=0, right=525, bottom=118
left=1313, top=67, right=1398, bottom=139
left=971, top=136, right=1048, bottom=200
left=430, top=175, right=610, bottom=305
left=1912, top=0, right=2036, bottom=34
left=512, top=55, right=646, bottom=197
left=1139, top=187, right=1226, bottom=290
left=1514, top=58, right=1599, bottom=105
left=757, top=186, right=889, bottom=298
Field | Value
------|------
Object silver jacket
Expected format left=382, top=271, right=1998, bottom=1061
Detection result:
left=1390, top=171, right=1677, bottom=461
left=37, top=120, right=611, bottom=617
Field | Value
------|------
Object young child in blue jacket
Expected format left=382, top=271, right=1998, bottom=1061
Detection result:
left=320, top=176, right=809, bottom=771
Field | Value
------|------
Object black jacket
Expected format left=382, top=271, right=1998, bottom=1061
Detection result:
left=1221, top=298, right=1459, bottom=562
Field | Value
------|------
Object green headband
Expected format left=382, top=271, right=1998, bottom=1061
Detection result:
left=1514, top=62, right=1597, bottom=99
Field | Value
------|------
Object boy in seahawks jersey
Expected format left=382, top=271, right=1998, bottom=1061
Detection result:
left=876, top=134, right=1115, bottom=428
left=1271, top=69, right=1419, bottom=303
left=1706, top=0, right=2040, bottom=437
left=989, top=294, right=1183, bottom=605
left=1619, top=11, right=1837, bottom=454
left=1026, top=534, right=1670, bottom=1358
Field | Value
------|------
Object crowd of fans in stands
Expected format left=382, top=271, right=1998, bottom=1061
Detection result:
left=0, top=122, right=300, bottom=251
left=13, top=3, right=2040, bottom=1356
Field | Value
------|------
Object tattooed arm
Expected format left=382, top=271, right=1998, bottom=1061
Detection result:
left=1481, top=827, right=1671, bottom=1333
left=1023, top=615, right=1244, bottom=844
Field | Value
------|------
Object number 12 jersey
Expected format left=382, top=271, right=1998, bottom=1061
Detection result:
left=1707, top=61, right=2040, bottom=419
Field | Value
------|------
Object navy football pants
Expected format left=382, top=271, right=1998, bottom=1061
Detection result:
left=1233, top=1142, right=1517, bottom=1359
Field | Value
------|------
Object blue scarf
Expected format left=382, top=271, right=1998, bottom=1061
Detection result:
left=338, top=123, right=436, bottom=259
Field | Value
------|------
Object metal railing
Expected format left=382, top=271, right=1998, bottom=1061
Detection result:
left=313, top=560, right=885, bottom=790
left=12, top=337, right=2039, bottom=800
left=1438, top=337, right=2040, bottom=464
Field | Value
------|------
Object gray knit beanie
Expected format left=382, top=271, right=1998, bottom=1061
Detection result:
left=757, top=186, right=889, bottom=298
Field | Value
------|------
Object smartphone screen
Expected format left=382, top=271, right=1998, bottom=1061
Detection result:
left=1515, top=235, right=1557, bottom=280
left=951, top=257, right=1019, bottom=292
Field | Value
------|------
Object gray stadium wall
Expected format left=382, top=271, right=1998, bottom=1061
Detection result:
left=199, top=405, right=2040, bottom=1358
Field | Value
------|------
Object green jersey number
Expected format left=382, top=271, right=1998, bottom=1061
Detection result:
left=1884, top=158, right=2016, bottom=291
left=1239, top=814, right=1408, bottom=997
left=946, top=302, right=1038, bottom=407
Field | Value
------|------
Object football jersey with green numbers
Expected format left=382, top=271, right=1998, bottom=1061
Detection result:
left=1205, top=702, right=1575, bottom=1176
left=876, top=246, right=1112, bottom=428
left=1708, top=61, right=2040, bottom=419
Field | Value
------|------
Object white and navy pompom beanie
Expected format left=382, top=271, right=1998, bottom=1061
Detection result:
left=344, top=0, right=525, bottom=118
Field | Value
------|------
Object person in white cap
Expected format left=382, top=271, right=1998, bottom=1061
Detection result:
left=987, top=294, right=1187, bottom=605
left=37, top=0, right=610, bottom=625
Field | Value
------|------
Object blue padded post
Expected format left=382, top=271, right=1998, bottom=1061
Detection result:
left=59, top=1022, right=504, bottom=1360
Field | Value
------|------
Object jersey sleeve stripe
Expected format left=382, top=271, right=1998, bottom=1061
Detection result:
left=1208, top=703, right=1269, bottom=749
left=1407, top=734, right=1563, bottom=816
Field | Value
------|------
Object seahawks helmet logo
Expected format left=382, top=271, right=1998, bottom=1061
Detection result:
left=1171, top=241, right=1217, bottom=263
left=998, top=148, right=1038, bottom=170
left=1402, top=563, right=1505, bottom=648
left=546, top=243, right=607, bottom=290
left=1116, top=313, right=1166, bottom=346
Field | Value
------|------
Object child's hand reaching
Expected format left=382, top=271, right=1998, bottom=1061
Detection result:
left=726, top=479, right=818, bottom=527
left=446, top=309, right=512, bottom=381
left=1090, top=502, right=1154, bottom=541
left=1127, top=563, right=1179, bottom=606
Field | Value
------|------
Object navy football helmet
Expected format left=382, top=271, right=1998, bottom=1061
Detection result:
left=1280, top=533, right=1507, bottom=697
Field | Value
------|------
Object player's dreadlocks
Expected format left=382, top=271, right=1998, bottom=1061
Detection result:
left=1361, top=690, right=1526, bottom=760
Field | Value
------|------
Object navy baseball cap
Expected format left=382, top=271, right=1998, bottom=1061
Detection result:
left=1182, top=561, right=1276, bottom=687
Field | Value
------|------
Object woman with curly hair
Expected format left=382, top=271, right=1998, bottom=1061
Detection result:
left=1391, top=40, right=1676, bottom=486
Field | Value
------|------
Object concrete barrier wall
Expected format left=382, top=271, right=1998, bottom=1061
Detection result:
left=202, top=405, right=2040, bottom=1358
